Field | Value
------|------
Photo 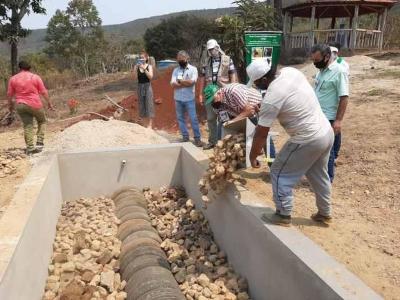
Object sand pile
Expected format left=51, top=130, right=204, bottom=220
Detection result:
left=49, top=120, right=169, bottom=152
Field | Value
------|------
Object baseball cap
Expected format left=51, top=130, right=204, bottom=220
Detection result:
left=204, top=84, right=219, bottom=105
left=207, top=39, right=219, bottom=50
left=246, top=59, right=271, bottom=87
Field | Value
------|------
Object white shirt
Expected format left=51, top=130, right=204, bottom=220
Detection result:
left=258, top=67, right=331, bottom=144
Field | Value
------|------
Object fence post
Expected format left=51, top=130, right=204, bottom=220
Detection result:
left=350, top=5, right=359, bottom=49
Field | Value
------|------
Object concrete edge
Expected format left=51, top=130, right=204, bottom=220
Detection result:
left=0, top=153, right=62, bottom=299
left=180, top=146, right=382, bottom=300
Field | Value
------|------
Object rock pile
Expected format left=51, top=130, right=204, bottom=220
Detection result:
left=199, top=134, right=246, bottom=199
left=0, top=148, right=26, bottom=178
left=43, top=197, right=126, bottom=300
left=145, top=187, right=250, bottom=300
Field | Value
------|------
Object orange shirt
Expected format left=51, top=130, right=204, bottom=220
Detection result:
left=7, top=71, right=48, bottom=109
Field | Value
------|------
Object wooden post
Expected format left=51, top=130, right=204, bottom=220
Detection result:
left=330, top=17, right=336, bottom=29
left=310, top=6, right=316, bottom=48
left=350, top=5, right=359, bottom=49
left=290, top=15, right=294, bottom=32
left=379, top=8, right=388, bottom=51
left=283, top=11, right=289, bottom=35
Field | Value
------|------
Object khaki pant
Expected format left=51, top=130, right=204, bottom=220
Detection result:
left=16, top=103, right=46, bottom=150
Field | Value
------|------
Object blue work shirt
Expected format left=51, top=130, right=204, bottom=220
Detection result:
left=315, top=62, right=349, bottom=120
left=171, top=64, right=198, bottom=102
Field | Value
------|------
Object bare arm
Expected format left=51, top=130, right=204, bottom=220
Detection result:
left=225, top=104, right=257, bottom=125
left=179, top=79, right=195, bottom=87
left=41, top=91, right=55, bottom=110
left=332, top=96, right=348, bottom=134
left=143, top=65, right=153, bottom=80
left=250, top=125, right=270, bottom=168
left=7, top=95, right=14, bottom=112
left=198, top=76, right=205, bottom=104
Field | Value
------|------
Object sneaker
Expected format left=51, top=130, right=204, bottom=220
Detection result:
left=311, top=212, right=332, bottom=225
left=181, top=137, right=189, bottom=143
left=203, top=143, right=215, bottom=150
left=193, top=139, right=203, bottom=147
left=261, top=212, right=291, bottom=227
left=36, top=142, right=44, bottom=151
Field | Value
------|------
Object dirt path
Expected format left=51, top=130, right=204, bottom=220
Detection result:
left=240, top=55, right=400, bottom=299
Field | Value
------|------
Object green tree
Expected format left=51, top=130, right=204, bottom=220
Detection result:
left=217, top=0, right=277, bottom=80
left=45, top=0, right=105, bottom=78
left=144, top=15, right=218, bottom=61
left=45, top=9, right=78, bottom=69
left=0, top=0, right=46, bottom=74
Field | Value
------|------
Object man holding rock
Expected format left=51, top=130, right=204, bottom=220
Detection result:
left=248, top=60, right=334, bottom=226
left=199, top=39, right=238, bottom=150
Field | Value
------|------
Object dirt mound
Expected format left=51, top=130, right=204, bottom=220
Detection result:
left=99, top=68, right=206, bottom=133
left=49, top=119, right=169, bottom=152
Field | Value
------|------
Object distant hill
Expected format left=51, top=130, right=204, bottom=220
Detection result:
left=0, top=7, right=235, bottom=56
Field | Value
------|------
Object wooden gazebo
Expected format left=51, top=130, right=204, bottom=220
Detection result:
left=282, top=0, right=398, bottom=50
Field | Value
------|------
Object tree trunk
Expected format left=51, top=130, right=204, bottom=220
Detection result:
left=11, top=41, right=18, bottom=75
left=274, top=0, right=283, bottom=30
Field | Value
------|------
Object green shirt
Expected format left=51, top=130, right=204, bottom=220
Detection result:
left=315, top=62, right=349, bottom=120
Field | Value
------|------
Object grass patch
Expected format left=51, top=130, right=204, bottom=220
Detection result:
left=365, top=89, right=387, bottom=96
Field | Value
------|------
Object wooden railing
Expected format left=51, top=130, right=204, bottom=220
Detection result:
left=286, top=29, right=382, bottom=50
left=355, top=29, right=382, bottom=49
left=286, top=32, right=311, bottom=49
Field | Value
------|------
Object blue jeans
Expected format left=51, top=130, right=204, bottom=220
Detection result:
left=328, top=120, right=342, bottom=182
left=175, top=100, right=201, bottom=140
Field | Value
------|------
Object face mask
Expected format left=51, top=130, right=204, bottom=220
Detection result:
left=255, top=79, right=269, bottom=91
left=178, top=61, right=187, bottom=68
left=211, top=101, right=222, bottom=109
left=314, top=57, right=328, bottom=69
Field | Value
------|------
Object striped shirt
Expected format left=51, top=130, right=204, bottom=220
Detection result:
left=219, top=83, right=262, bottom=117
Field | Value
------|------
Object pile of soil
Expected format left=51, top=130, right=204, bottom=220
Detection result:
left=48, top=119, right=169, bottom=152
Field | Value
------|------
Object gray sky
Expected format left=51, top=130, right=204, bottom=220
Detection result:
left=22, top=0, right=235, bottom=29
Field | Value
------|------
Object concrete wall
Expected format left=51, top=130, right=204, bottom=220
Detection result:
left=0, top=156, right=63, bottom=300
left=58, top=144, right=183, bottom=201
left=181, top=146, right=382, bottom=300
left=0, top=144, right=382, bottom=300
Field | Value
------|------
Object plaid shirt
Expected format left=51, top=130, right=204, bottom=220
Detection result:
left=220, top=83, right=262, bottom=117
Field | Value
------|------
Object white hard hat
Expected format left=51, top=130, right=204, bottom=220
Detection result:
left=330, top=46, right=339, bottom=53
left=207, top=39, right=219, bottom=50
left=246, top=59, right=271, bottom=87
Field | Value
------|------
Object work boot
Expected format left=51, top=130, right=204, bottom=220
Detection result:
left=311, top=212, right=332, bottom=225
left=36, top=142, right=44, bottom=152
left=261, top=211, right=291, bottom=227
left=193, top=139, right=203, bottom=148
left=203, top=143, right=215, bottom=150
left=180, top=137, right=189, bottom=143
left=26, top=148, right=41, bottom=155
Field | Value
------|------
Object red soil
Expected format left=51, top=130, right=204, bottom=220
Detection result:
left=99, top=68, right=206, bottom=133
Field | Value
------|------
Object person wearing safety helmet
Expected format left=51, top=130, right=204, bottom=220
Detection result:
left=248, top=59, right=334, bottom=227
left=199, top=39, right=238, bottom=150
